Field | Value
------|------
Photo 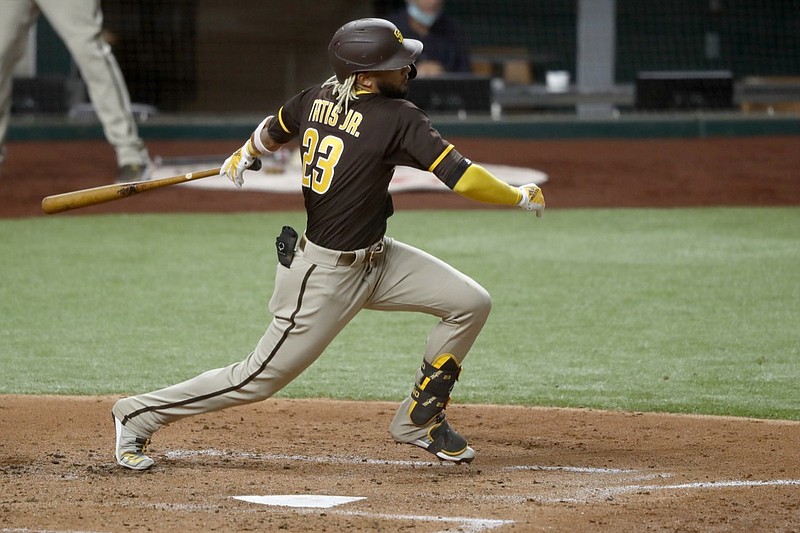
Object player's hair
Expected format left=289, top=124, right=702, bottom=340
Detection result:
left=322, top=74, right=359, bottom=114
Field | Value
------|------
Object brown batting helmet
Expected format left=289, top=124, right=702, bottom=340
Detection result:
left=328, top=18, right=423, bottom=83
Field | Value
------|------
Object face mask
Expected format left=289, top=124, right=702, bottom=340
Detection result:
left=407, top=2, right=439, bottom=28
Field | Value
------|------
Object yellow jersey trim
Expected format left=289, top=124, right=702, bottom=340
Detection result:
left=277, top=107, right=291, bottom=133
left=428, top=144, right=455, bottom=173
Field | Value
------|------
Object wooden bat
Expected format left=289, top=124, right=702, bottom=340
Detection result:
left=41, top=167, right=222, bottom=214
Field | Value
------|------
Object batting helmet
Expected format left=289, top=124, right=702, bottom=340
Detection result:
left=328, top=18, right=423, bottom=83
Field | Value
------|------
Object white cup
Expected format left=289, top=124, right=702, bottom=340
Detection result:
left=546, top=71, right=570, bottom=93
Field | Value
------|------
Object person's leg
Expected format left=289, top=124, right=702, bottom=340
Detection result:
left=37, top=0, right=148, bottom=173
left=113, top=239, right=374, bottom=466
left=0, top=1, right=39, bottom=171
left=366, top=238, right=491, bottom=461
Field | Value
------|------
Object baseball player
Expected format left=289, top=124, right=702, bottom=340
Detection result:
left=112, top=18, right=544, bottom=471
left=0, top=0, right=150, bottom=182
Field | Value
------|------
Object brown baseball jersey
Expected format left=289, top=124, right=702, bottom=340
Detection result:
left=268, top=85, right=471, bottom=251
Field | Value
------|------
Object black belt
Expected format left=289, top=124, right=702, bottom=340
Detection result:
left=299, top=236, right=384, bottom=267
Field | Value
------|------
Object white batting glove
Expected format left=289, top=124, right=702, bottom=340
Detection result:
left=517, top=183, right=545, bottom=217
left=220, top=138, right=261, bottom=188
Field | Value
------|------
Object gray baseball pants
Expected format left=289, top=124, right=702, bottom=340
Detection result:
left=114, top=235, right=491, bottom=444
left=0, top=0, right=147, bottom=167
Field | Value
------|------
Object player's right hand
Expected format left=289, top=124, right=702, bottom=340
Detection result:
left=220, top=139, right=261, bottom=188
left=517, top=183, right=545, bottom=217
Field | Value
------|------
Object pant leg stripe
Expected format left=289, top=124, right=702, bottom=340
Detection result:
left=122, top=264, right=317, bottom=425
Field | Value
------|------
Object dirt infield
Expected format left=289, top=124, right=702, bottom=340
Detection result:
left=1, top=136, right=799, bottom=532
left=2, top=396, right=799, bottom=532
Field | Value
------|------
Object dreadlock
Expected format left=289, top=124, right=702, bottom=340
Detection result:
left=322, top=74, right=359, bottom=115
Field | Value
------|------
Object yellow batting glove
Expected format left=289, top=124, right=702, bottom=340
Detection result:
left=220, top=138, right=261, bottom=188
left=517, top=183, right=545, bottom=217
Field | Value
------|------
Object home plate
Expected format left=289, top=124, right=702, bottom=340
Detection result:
left=233, top=495, right=365, bottom=508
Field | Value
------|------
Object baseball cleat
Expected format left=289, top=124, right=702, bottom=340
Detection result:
left=409, top=416, right=475, bottom=464
left=113, top=414, right=154, bottom=471
left=116, top=161, right=152, bottom=184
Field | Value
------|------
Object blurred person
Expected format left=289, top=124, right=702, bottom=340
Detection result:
left=388, top=0, right=471, bottom=77
left=0, top=0, right=150, bottom=183
left=111, top=18, right=543, bottom=471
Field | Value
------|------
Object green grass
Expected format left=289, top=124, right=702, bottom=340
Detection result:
left=1, top=208, right=798, bottom=420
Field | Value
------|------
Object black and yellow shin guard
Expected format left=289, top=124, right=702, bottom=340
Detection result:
left=408, top=353, right=461, bottom=426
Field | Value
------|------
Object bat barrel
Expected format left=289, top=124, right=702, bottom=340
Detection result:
left=41, top=167, right=222, bottom=214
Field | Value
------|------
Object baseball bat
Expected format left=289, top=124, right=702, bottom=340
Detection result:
left=41, top=167, right=222, bottom=214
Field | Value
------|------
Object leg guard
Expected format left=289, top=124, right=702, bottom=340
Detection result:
left=408, top=353, right=461, bottom=426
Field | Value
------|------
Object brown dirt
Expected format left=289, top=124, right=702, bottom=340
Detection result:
left=1, top=136, right=799, bottom=217
left=1, top=136, right=799, bottom=532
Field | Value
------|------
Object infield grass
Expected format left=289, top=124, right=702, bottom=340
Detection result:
left=1, top=207, right=798, bottom=420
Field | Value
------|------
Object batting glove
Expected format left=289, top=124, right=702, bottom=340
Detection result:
left=220, top=138, right=262, bottom=188
left=517, top=183, right=545, bottom=217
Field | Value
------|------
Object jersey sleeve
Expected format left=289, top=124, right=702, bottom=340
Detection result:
left=267, top=87, right=314, bottom=144
left=386, top=102, right=472, bottom=189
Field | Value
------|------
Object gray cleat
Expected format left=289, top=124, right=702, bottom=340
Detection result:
left=113, top=414, right=154, bottom=470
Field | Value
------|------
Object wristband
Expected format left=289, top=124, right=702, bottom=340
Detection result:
left=516, top=187, right=527, bottom=207
left=252, top=115, right=274, bottom=154
left=245, top=139, right=260, bottom=158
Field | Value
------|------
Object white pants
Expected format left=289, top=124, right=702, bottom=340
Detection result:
left=0, top=0, right=147, bottom=167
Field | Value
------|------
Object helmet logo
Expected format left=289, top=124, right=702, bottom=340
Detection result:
left=394, top=29, right=403, bottom=43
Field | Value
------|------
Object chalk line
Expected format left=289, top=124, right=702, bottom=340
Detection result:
left=165, top=448, right=450, bottom=467
left=542, top=478, right=800, bottom=503
left=503, top=465, right=638, bottom=474
left=295, top=508, right=513, bottom=533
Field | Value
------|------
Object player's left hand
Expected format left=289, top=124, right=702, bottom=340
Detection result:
left=517, top=183, right=545, bottom=217
left=220, top=139, right=262, bottom=188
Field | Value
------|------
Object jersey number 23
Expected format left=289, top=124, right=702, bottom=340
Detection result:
left=301, top=128, right=344, bottom=194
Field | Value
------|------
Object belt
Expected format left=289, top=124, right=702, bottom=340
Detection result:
left=299, top=235, right=385, bottom=268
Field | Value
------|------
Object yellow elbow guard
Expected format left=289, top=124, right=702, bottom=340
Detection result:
left=453, top=164, right=522, bottom=206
